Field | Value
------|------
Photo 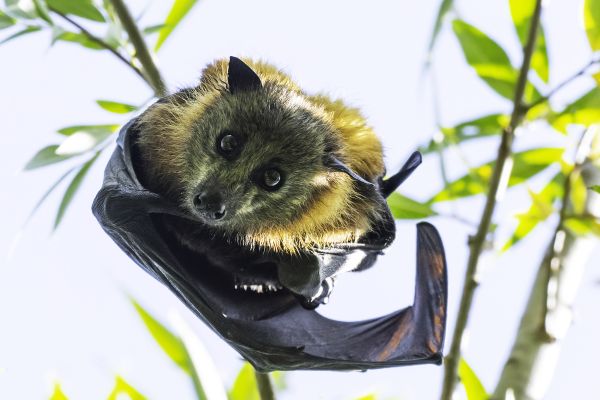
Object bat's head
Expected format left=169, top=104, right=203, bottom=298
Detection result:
left=136, top=57, right=377, bottom=253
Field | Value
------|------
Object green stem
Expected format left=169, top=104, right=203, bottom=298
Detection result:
left=50, top=8, right=145, bottom=81
left=439, top=0, right=544, bottom=399
left=254, top=370, right=275, bottom=400
left=108, top=0, right=167, bottom=96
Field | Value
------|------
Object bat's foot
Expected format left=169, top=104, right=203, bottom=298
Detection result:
left=296, top=277, right=335, bottom=309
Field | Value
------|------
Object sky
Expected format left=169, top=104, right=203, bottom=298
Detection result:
left=0, top=0, right=599, bottom=399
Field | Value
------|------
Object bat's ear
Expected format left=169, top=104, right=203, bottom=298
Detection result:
left=323, top=155, right=374, bottom=187
left=228, top=56, right=262, bottom=93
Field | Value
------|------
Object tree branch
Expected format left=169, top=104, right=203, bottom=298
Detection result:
left=49, top=8, right=146, bottom=82
left=440, top=1, right=544, bottom=398
left=491, top=129, right=600, bottom=400
left=525, top=56, right=600, bottom=112
left=108, top=0, right=167, bottom=96
left=254, top=371, right=275, bottom=400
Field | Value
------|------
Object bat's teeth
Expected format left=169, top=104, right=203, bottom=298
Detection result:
left=249, top=284, right=263, bottom=293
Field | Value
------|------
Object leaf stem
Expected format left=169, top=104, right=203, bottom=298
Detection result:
left=108, top=0, right=167, bottom=96
left=524, top=56, right=600, bottom=112
left=49, top=8, right=146, bottom=82
left=254, top=370, right=275, bottom=400
left=439, top=0, right=544, bottom=398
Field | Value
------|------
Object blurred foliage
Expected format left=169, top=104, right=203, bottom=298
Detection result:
left=2, top=0, right=599, bottom=398
left=458, top=358, right=488, bottom=400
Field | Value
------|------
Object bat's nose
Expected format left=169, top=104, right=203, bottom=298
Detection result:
left=193, top=191, right=227, bottom=221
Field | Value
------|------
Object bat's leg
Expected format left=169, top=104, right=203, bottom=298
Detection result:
left=381, top=151, right=422, bottom=198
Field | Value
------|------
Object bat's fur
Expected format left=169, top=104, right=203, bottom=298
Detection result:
left=134, top=58, right=386, bottom=254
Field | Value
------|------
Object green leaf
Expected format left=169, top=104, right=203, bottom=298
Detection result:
left=270, top=371, right=286, bottom=392
left=458, top=358, right=488, bottom=400
left=452, top=19, right=518, bottom=100
left=564, top=216, right=600, bottom=236
left=229, top=363, right=260, bottom=400
left=57, top=124, right=119, bottom=136
left=32, top=0, right=53, bottom=24
left=584, top=0, right=600, bottom=51
left=54, top=151, right=100, bottom=229
left=55, top=125, right=117, bottom=156
left=46, top=0, right=104, bottom=22
left=0, top=26, right=41, bottom=45
left=130, top=299, right=191, bottom=374
left=154, top=0, right=199, bottom=51
left=502, top=173, right=563, bottom=251
left=569, top=171, right=587, bottom=215
left=49, top=382, right=69, bottom=400
left=96, top=100, right=137, bottom=114
left=424, top=0, right=453, bottom=65
left=24, top=166, right=76, bottom=228
left=431, top=147, right=563, bottom=202
left=387, top=192, right=437, bottom=219
left=143, top=23, right=167, bottom=35
left=24, top=145, right=74, bottom=170
left=354, top=395, right=377, bottom=400
left=0, top=9, right=17, bottom=29
left=590, top=185, right=600, bottom=194
left=107, top=376, right=147, bottom=400
left=421, top=113, right=509, bottom=154
left=549, top=87, right=600, bottom=133
left=509, top=0, right=549, bottom=82
left=51, top=26, right=104, bottom=50
left=5, top=0, right=38, bottom=19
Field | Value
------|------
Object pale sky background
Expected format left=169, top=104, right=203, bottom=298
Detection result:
left=1, top=0, right=599, bottom=399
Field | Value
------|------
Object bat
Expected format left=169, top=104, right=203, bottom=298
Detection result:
left=93, top=57, right=447, bottom=371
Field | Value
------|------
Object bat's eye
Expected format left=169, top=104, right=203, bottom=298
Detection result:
left=217, top=131, right=242, bottom=159
left=262, top=168, right=284, bottom=191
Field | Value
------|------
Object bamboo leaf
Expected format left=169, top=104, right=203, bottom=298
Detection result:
left=107, top=376, right=147, bottom=400
left=452, top=19, right=518, bottom=100
left=96, top=100, right=137, bottom=114
left=24, top=167, right=76, bottom=227
left=143, top=23, right=167, bottom=35
left=24, top=145, right=74, bottom=170
left=55, top=125, right=117, bottom=156
left=47, top=0, right=104, bottom=22
left=458, top=358, right=488, bottom=400
left=5, top=0, right=38, bottom=19
left=509, top=0, right=549, bottom=82
left=584, top=0, right=600, bottom=51
left=49, top=382, right=69, bottom=400
left=57, top=124, right=120, bottom=136
left=424, top=0, right=453, bottom=65
left=421, top=113, right=509, bottom=154
left=569, top=171, right=588, bottom=215
left=502, top=173, right=563, bottom=251
left=387, top=192, right=437, bottom=219
left=0, top=9, right=17, bottom=29
left=229, top=363, right=260, bottom=400
left=32, top=0, right=52, bottom=24
left=54, top=151, right=100, bottom=229
left=0, top=26, right=41, bottom=45
left=564, top=217, right=600, bottom=236
left=130, top=299, right=191, bottom=374
left=51, top=26, right=104, bottom=49
left=430, top=148, right=563, bottom=202
left=154, top=0, right=199, bottom=51
left=549, top=87, right=600, bottom=133
left=591, top=185, right=600, bottom=194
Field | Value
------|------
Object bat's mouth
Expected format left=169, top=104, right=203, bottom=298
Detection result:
left=148, top=213, right=298, bottom=320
